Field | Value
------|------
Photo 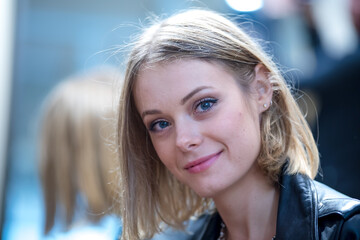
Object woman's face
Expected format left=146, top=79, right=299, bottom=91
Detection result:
left=134, top=59, right=272, bottom=198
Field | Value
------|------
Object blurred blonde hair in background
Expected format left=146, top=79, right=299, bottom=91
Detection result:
left=38, top=66, right=122, bottom=235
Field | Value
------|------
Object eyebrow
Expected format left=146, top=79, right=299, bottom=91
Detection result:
left=180, top=86, right=212, bottom=105
left=141, top=86, right=212, bottom=118
left=141, top=109, right=162, bottom=118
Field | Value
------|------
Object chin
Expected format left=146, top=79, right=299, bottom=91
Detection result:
left=191, top=186, right=219, bottom=199
left=195, top=191, right=212, bottom=198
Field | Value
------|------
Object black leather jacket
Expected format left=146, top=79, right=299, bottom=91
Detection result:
left=153, top=172, right=360, bottom=240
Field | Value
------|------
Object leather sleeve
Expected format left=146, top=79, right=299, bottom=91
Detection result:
left=340, top=213, right=360, bottom=240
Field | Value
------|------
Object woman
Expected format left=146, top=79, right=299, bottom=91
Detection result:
left=39, top=68, right=121, bottom=238
left=117, top=9, right=360, bottom=240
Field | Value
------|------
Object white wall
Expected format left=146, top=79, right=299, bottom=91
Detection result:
left=0, top=0, right=16, bottom=229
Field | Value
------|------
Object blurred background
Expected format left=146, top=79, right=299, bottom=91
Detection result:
left=1, top=0, right=359, bottom=239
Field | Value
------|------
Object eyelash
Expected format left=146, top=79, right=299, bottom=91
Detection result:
left=148, top=97, right=218, bottom=133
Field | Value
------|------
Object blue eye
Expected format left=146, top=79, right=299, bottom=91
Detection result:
left=195, top=98, right=218, bottom=113
left=149, top=120, right=170, bottom=132
left=158, top=121, right=169, bottom=129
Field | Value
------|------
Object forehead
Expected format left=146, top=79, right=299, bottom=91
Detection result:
left=135, top=59, right=236, bottom=92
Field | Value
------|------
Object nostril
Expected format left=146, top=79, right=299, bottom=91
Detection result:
left=176, top=136, right=202, bottom=152
left=188, top=143, right=197, bottom=148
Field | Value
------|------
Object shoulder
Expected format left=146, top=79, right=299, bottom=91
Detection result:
left=283, top=172, right=360, bottom=219
left=311, top=180, right=360, bottom=238
left=312, top=180, right=360, bottom=219
left=278, top=172, right=360, bottom=239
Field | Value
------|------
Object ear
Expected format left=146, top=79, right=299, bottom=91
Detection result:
left=251, top=64, right=273, bottom=114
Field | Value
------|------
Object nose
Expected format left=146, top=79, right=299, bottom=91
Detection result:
left=175, top=119, right=203, bottom=152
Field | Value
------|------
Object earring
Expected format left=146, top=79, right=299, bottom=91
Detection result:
left=264, top=101, right=272, bottom=108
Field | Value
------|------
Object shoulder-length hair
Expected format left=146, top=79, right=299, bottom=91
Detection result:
left=39, top=68, right=120, bottom=234
left=117, top=9, right=319, bottom=239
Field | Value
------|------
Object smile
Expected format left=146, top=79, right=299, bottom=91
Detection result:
left=184, top=150, right=223, bottom=174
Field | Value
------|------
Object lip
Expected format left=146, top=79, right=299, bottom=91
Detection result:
left=184, top=150, right=222, bottom=174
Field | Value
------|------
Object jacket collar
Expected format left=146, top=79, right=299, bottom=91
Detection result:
left=276, top=172, right=319, bottom=240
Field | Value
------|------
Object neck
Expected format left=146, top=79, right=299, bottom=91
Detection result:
left=213, top=163, right=279, bottom=240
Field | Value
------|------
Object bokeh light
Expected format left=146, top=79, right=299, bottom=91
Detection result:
left=225, top=0, right=263, bottom=12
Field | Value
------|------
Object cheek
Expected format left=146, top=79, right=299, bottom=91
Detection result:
left=216, top=110, right=261, bottom=149
left=151, top=138, right=176, bottom=168
left=215, top=110, right=244, bottom=134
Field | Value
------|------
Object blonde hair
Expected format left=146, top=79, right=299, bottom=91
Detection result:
left=117, top=9, right=319, bottom=239
left=39, top=68, right=121, bottom=234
